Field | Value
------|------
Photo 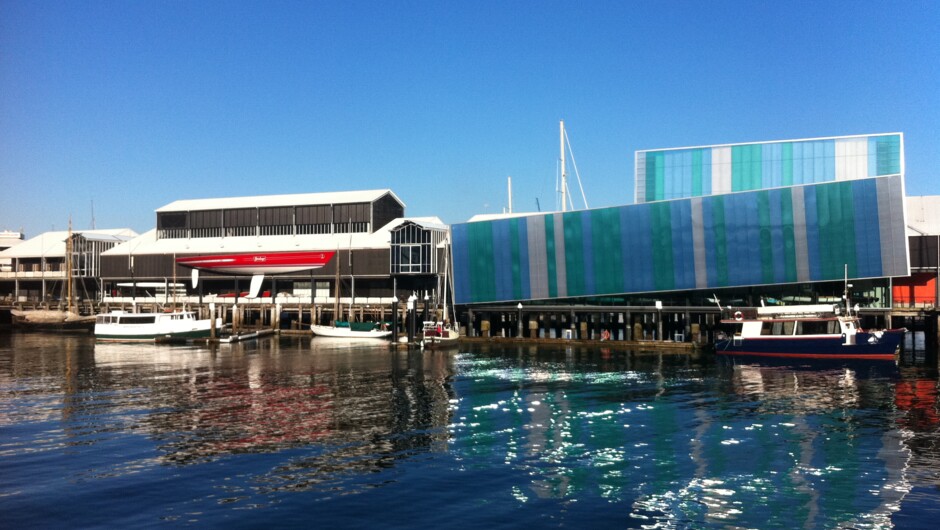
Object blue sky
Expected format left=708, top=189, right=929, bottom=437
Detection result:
left=2, top=0, right=938, bottom=237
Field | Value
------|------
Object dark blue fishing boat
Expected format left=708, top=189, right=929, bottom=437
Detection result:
left=714, top=303, right=904, bottom=361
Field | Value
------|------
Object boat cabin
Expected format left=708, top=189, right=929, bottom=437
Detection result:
left=721, top=304, right=859, bottom=346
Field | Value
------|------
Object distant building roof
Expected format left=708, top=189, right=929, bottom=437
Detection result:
left=0, top=230, right=24, bottom=251
left=155, top=189, right=405, bottom=212
left=466, top=211, right=546, bottom=223
left=102, top=217, right=445, bottom=257
left=907, top=196, right=940, bottom=236
left=0, top=229, right=138, bottom=259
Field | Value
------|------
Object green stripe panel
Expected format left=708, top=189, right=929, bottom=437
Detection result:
left=781, top=142, right=793, bottom=186
left=692, top=150, right=703, bottom=196
left=815, top=182, right=858, bottom=279
left=757, top=191, right=774, bottom=284
left=563, top=212, right=585, bottom=296
left=468, top=221, right=496, bottom=303
left=592, top=208, right=624, bottom=295
left=651, top=202, right=675, bottom=290
left=544, top=216, right=557, bottom=298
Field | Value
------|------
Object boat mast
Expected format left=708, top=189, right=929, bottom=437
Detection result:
left=349, top=224, right=355, bottom=322
left=560, top=120, right=567, bottom=212
left=333, top=242, right=341, bottom=323
left=66, top=217, right=73, bottom=314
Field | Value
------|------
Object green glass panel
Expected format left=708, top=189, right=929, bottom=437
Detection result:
left=782, top=143, right=793, bottom=186
left=654, top=152, right=665, bottom=201
left=732, top=145, right=743, bottom=192
left=692, top=149, right=703, bottom=196
left=758, top=191, right=774, bottom=283
left=563, top=212, right=585, bottom=296
left=645, top=152, right=657, bottom=202
left=651, top=202, right=675, bottom=290
left=750, top=144, right=762, bottom=191
left=544, top=216, right=557, bottom=298
left=468, top=221, right=496, bottom=303
left=592, top=208, right=624, bottom=295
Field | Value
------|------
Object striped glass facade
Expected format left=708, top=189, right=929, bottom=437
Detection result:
left=453, top=175, right=908, bottom=304
left=636, top=134, right=902, bottom=203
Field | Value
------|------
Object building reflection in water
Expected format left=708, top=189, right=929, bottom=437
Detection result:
left=3, top=333, right=940, bottom=526
left=89, top=337, right=456, bottom=492
left=450, top=346, right=930, bottom=528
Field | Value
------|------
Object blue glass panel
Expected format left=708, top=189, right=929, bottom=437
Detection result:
left=703, top=196, right=718, bottom=287
left=824, top=140, right=836, bottom=182
left=681, top=150, right=693, bottom=199
left=852, top=179, right=882, bottom=277
left=744, top=191, right=761, bottom=285
left=769, top=188, right=785, bottom=283
left=792, top=141, right=804, bottom=185
left=517, top=219, right=531, bottom=300
left=671, top=200, right=694, bottom=289
left=492, top=220, right=512, bottom=302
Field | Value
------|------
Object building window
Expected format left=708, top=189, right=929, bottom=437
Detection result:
left=391, top=223, right=432, bottom=274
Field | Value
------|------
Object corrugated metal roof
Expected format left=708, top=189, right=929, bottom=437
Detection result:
left=155, top=189, right=405, bottom=212
left=102, top=217, right=446, bottom=257
left=0, top=229, right=139, bottom=258
left=906, top=196, right=940, bottom=236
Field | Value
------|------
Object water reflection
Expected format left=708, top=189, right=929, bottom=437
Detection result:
left=2, top=333, right=940, bottom=527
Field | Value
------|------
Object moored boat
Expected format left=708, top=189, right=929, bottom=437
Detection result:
left=311, top=321, right=391, bottom=339
left=11, top=309, right=96, bottom=332
left=176, top=251, right=335, bottom=275
left=95, top=310, right=222, bottom=342
left=714, top=304, right=904, bottom=361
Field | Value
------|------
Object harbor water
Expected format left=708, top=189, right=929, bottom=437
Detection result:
left=1, top=333, right=939, bottom=528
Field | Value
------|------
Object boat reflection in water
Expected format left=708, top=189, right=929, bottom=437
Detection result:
left=3, top=334, right=939, bottom=528
left=91, top=338, right=456, bottom=480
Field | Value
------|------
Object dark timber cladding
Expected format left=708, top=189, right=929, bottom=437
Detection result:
left=103, top=190, right=409, bottom=281
left=154, top=191, right=404, bottom=241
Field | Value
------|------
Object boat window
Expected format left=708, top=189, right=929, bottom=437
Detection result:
left=783, top=321, right=794, bottom=335
left=796, top=320, right=830, bottom=335
left=127, top=315, right=156, bottom=324
left=827, top=320, right=839, bottom=334
left=761, top=322, right=774, bottom=335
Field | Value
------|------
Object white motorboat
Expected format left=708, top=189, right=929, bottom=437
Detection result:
left=95, top=310, right=222, bottom=342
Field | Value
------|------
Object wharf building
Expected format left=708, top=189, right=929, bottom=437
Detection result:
left=98, top=189, right=450, bottom=327
left=0, top=229, right=138, bottom=306
left=451, top=133, right=930, bottom=344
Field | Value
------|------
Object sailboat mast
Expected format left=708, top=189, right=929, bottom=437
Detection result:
left=333, top=243, right=341, bottom=322
left=560, top=120, right=567, bottom=212
left=66, top=218, right=73, bottom=314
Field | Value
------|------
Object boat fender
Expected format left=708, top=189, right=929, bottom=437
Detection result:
left=601, top=329, right=611, bottom=341
left=733, top=311, right=743, bottom=321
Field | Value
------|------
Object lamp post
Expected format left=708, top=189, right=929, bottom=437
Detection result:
left=517, top=302, right=523, bottom=338
left=407, top=293, right=417, bottom=343
left=655, top=301, right=663, bottom=341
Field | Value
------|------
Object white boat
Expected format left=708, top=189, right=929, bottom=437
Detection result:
left=421, top=320, right=459, bottom=344
left=311, top=321, right=392, bottom=339
left=95, top=310, right=222, bottom=342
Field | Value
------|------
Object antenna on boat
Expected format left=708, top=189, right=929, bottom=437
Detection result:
left=843, top=263, right=853, bottom=317
left=711, top=293, right=722, bottom=311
